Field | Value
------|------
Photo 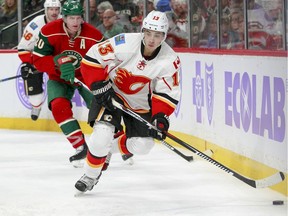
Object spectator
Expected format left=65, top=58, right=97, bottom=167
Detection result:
left=23, top=0, right=43, bottom=15
left=190, top=0, right=206, bottom=47
left=96, top=1, right=113, bottom=27
left=169, top=0, right=188, bottom=32
left=124, top=0, right=154, bottom=15
left=113, top=0, right=140, bottom=33
left=154, top=0, right=171, bottom=12
left=97, top=9, right=126, bottom=39
left=83, top=0, right=100, bottom=27
left=166, top=11, right=188, bottom=47
left=205, top=13, right=217, bottom=48
left=0, top=0, right=18, bottom=48
left=235, top=11, right=245, bottom=49
left=205, top=0, right=230, bottom=26
left=247, top=0, right=283, bottom=50
left=261, top=0, right=284, bottom=49
left=0, top=0, right=17, bottom=24
left=226, top=8, right=242, bottom=49
left=130, top=0, right=144, bottom=31
left=221, top=16, right=230, bottom=48
left=147, top=0, right=155, bottom=13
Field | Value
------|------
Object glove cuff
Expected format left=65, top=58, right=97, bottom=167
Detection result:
left=54, top=54, right=72, bottom=66
left=152, top=112, right=169, bottom=123
left=91, top=80, right=112, bottom=96
left=151, top=112, right=170, bottom=131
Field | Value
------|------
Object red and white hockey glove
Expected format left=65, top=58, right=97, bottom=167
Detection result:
left=148, top=112, right=170, bottom=140
left=54, top=54, right=75, bottom=84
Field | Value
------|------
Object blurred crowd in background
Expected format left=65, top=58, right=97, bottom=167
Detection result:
left=0, top=0, right=287, bottom=50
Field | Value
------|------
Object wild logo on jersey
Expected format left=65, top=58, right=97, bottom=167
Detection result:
left=114, top=68, right=150, bottom=94
left=62, top=50, right=82, bottom=69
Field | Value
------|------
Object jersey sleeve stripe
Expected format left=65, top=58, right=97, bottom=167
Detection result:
left=84, top=55, right=101, bottom=64
left=82, top=58, right=103, bottom=68
left=18, top=50, right=31, bottom=56
left=152, top=93, right=178, bottom=109
left=18, top=49, right=30, bottom=53
left=32, top=51, right=45, bottom=57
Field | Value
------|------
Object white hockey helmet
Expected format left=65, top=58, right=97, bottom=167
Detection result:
left=141, top=10, right=169, bottom=43
left=44, top=0, right=62, bottom=17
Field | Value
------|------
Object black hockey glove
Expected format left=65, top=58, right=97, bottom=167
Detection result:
left=148, top=112, right=170, bottom=140
left=91, top=80, right=116, bottom=111
left=21, top=63, right=36, bottom=80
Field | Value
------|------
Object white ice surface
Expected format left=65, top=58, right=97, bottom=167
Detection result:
left=0, top=129, right=287, bottom=216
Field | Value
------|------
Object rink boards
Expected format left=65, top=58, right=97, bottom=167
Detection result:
left=0, top=49, right=287, bottom=196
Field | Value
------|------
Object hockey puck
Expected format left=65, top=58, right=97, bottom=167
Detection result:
left=272, top=200, right=284, bottom=205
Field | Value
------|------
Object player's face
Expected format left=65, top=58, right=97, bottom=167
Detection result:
left=65, top=15, right=83, bottom=33
left=143, top=29, right=165, bottom=55
left=46, top=7, right=61, bottom=22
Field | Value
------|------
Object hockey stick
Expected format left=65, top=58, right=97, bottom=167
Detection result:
left=73, top=78, right=193, bottom=162
left=0, top=74, right=22, bottom=83
left=0, top=69, right=40, bottom=83
left=111, top=99, right=285, bottom=188
left=161, top=140, right=193, bottom=162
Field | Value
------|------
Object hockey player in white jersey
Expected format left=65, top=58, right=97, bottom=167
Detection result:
left=75, top=10, right=181, bottom=193
left=18, top=0, right=61, bottom=120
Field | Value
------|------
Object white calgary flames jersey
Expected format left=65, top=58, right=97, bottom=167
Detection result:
left=84, top=33, right=181, bottom=113
left=18, top=15, right=48, bottom=51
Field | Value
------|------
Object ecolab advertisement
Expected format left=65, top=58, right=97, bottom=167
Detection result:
left=170, top=52, right=287, bottom=173
left=0, top=51, right=287, bottom=174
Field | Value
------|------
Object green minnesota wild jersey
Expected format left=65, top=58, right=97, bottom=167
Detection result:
left=33, top=18, right=103, bottom=83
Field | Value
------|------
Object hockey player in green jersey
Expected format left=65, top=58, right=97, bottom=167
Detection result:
left=33, top=0, right=104, bottom=167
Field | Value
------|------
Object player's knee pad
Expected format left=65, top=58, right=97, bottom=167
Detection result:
left=50, top=98, right=72, bottom=123
left=126, top=137, right=155, bottom=155
left=110, top=137, right=120, bottom=154
left=89, top=122, right=115, bottom=157
left=25, top=73, right=44, bottom=95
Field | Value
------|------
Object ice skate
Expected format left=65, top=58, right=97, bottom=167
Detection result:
left=75, top=173, right=101, bottom=194
left=122, top=153, right=134, bottom=165
left=31, top=107, right=41, bottom=121
left=69, top=143, right=88, bottom=168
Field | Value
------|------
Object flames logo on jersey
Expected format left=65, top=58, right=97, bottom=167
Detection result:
left=114, top=68, right=151, bottom=95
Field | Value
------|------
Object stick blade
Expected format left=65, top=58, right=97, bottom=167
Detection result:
left=234, top=171, right=285, bottom=188
left=255, top=172, right=285, bottom=188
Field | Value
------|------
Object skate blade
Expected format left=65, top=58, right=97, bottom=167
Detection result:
left=124, top=157, right=134, bottom=166
left=74, top=189, right=85, bottom=197
left=71, top=159, right=84, bottom=168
